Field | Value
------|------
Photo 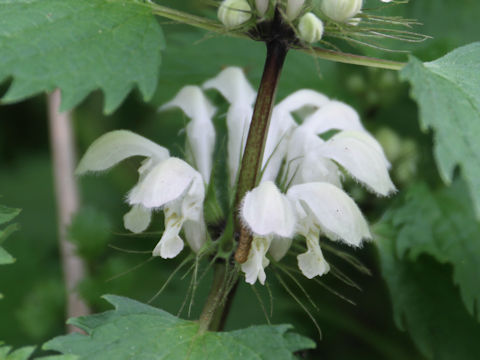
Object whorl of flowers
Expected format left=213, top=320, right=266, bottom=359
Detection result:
left=77, top=67, right=395, bottom=285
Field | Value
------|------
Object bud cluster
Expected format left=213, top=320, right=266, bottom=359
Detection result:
left=216, top=0, right=422, bottom=51
left=217, top=0, right=324, bottom=44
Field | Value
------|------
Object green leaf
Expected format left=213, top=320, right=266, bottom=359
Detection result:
left=400, top=42, right=480, bottom=215
left=0, top=344, right=76, bottom=360
left=0, top=345, right=35, bottom=360
left=376, top=231, right=480, bottom=360
left=0, top=204, right=20, bottom=299
left=0, top=0, right=165, bottom=114
left=44, top=295, right=315, bottom=359
left=0, top=205, right=20, bottom=265
left=377, top=181, right=480, bottom=321
left=0, top=205, right=20, bottom=226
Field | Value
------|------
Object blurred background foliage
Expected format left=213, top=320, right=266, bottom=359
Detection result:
left=0, top=0, right=478, bottom=359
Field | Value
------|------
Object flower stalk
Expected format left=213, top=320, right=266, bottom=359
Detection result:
left=233, top=13, right=289, bottom=263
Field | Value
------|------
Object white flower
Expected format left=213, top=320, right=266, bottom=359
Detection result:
left=321, top=0, right=363, bottom=23
left=281, top=99, right=395, bottom=195
left=241, top=181, right=296, bottom=284
left=261, top=89, right=330, bottom=182
left=218, top=0, right=252, bottom=28
left=287, top=182, right=371, bottom=278
left=317, top=130, right=396, bottom=196
left=160, top=86, right=216, bottom=184
left=298, top=13, right=324, bottom=43
left=128, top=157, right=205, bottom=258
left=78, top=67, right=396, bottom=284
left=76, top=130, right=170, bottom=234
left=76, top=131, right=207, bottom=258
left=242, top=236, right=271, bottom=285
left=203, top=67, right=256, bottom=186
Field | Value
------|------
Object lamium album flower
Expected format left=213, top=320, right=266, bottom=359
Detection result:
left=77, top=66, right=395, bottom=285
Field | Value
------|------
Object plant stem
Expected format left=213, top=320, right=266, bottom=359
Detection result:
left=306, top=46, right=405, bottom=71
left=47, top=89, right=90, bottom=333
left=198, top=262, right=228, bottom=332
left=233, top=38, right=289, bottom=264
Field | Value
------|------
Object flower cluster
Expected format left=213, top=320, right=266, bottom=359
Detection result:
left=217, top=0, right=395, bottom=44
left=77, top=67, right=395, bottom=285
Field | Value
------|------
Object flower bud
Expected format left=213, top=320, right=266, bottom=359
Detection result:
left=321, top=0, right=363, bottom=23
left=218, top=0, right=252, bottom=28
left=255, top=0, right=269, bottom=16
left=286, top=0, right=305, bottom=20
left=298, top=12, right=324, bottom=43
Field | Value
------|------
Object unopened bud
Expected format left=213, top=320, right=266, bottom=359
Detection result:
left=286, top=0, right=305, bottom=20
left=218, top=0, right=252, bottom=28
left=321, top=0, right=363, bottom=23
left=298, top=12, right=324, bottom=43
left=255, top=0, right=269, bottom=16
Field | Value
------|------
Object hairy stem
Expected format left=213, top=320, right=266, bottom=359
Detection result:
left=198, top=262, right=228, bottom=332
left=47, top=90, right=90, bottom=333
left=233, top=38, right=289, bottom=264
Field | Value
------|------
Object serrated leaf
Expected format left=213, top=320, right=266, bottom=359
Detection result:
left=377, top=181, right=480, bottom=321
left=0, top=0, right=165, bottom=114
left=376, top=232, right=480, bottom=360
left=400, top=42, right=480, bottom=215
left=44, top=295, right=315, bottom=360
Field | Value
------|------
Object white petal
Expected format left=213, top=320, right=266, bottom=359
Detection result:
left=185, top=114, right=216, bottom=183
left=183, top=218, right=207, bottom=253
left=275, top=89, right=329, bottom=115
left=261, top=90, right=330, bottom=180
left=227, top=103, right=253, bottom=186
left=287, top=182, right=371, bottom=246
left=128, top=157, right=203, bottom=209
left=76, top=130, right=169, bottom=174
left=160, top=86, right=216, bottom=182
left=297, top=231, right=330, bottom=278
left=269, top=236, right=292, bottom=262
left=283, top=126, right=341, bottom=187
left=203, top=67, right=257, bottom=106
left=319, top=131, right=395, bottom=196
left=181, top=176, right=206, bottom=222
left=293, top=152, right=343, bottom=188
left=153, top=208, right=184, bottom=258
left=241, top=236, right=271, bottom=285
left=160, top=85, right=216, bottom=120
left=301, top=100, right=365, bottom=134
left=123, top=205, right=152, bottom=233
left=284, top=126, right=322, bottom=179
left=286, top=0, right=305, bottom=20
left=241, top=181, right=295, bottom=238
left=261, top=108, right=297, bottom=182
